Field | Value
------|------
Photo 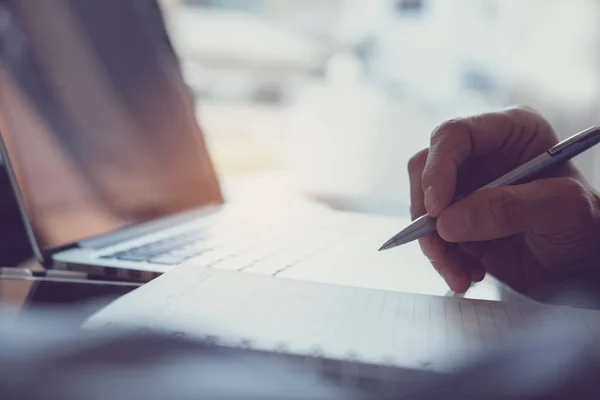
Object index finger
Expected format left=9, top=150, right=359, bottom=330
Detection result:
left=421, top=107, right=545, bottom=217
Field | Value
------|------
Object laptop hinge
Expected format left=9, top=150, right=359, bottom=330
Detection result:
left=42, top=243, right=79, bottom=269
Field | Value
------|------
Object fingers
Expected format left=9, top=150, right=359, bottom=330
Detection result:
left=421, top=106, right=556, bottom=217
left=459, top=242, right=489, bottom=282
left=408, top=148, right=483, bottom=293
left=470, top=267, right=486, bottom=283
left=408, top=106, right=561, bottom=292
left=437, top=178, right=595, bottom=243
left=419, top=234, right=479, bottom=293
left=408, top=149, right=428, bottom=220
left=459, top=241, right=491, bottom=259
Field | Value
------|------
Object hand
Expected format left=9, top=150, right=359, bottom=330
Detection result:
left=408, top=106, right=600, bottom=298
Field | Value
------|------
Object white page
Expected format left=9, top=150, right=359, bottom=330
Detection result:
left=84, top=264, right=600, bottom=373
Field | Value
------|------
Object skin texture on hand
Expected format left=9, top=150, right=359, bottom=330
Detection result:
left=408, top=106, right=600, bottom=299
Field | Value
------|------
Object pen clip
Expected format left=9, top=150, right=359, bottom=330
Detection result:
left=548, top=126, right=600, bottom=155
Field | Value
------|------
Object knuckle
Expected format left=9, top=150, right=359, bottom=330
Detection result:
left=509, top=104, right=541, bottom=117
left=505, top=105, right=554, bottom=136
left=431, top=113, right=490, bottom=146
left=430, top=118, right=466, bottom=143
left=467, top=113, right=487, bottom=129
left=487, top=190, right=523, bottom=230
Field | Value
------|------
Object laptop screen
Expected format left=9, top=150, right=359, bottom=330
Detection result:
left=0, top=1, right=222, bottom=254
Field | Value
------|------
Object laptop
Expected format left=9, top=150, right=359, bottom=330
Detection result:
left=0, top=1, right=452, bottom=296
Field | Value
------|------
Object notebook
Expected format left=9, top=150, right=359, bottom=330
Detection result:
left=84, top=263, right=600, bottom=374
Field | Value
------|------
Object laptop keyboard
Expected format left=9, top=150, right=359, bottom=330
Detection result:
left=103, top=229, right=209, bottom=265
left=102, top=223, right=347, bottom=276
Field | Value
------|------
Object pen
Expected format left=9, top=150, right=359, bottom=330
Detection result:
left=379, top=126, right=600, bottom=251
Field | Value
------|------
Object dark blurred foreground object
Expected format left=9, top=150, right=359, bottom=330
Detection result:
left=0, top=164, right=32, bottom=266
left=1, top=306, right=600, bottom=400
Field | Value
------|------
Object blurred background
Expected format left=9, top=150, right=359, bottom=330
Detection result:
left=157, top=0, right=600, bottom=216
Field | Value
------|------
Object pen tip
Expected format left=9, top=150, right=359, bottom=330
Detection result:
left=378, top=241, right=394, bottom=252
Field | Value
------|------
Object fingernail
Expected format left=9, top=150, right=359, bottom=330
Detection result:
left=424, top=186, right=438, bottom=214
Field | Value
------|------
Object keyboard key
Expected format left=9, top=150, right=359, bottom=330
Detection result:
left=210, top=256, right=247, bottom=271
left=181, top=250, right=221, bottom=267
left=147, top=245, right=204, bottom=265
left=239, top=245, right=282, bottom=263
left=169, top=246, right=201, bottom=259
left=245, top=259, right=285, bottom=275
left=142, top=241, right=179, bottom=255
left=147, top=253, right=188, bottom=265
left=188, top=242, right=208, bottom=253
left=117, top=253, right=150, bottom=262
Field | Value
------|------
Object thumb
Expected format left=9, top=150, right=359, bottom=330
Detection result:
left=437, top=178, right=594, bottom=243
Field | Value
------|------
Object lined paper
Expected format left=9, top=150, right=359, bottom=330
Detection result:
left=85, top=264, right=600, bottom=372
